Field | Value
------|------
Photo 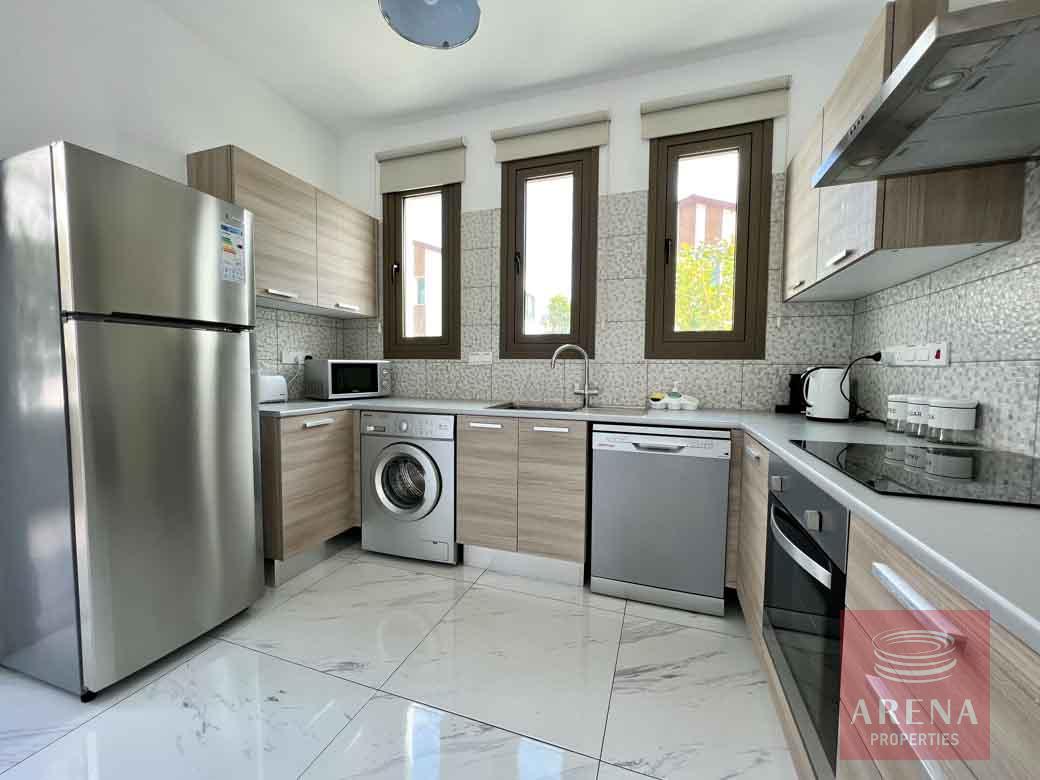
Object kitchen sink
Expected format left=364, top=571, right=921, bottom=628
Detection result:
left=488, top=401, right=583, bottom=412
left=486, top=402, right=648, bottom=416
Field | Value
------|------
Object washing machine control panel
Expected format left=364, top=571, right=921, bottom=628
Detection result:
left=361, top=411, right=455, bottom=441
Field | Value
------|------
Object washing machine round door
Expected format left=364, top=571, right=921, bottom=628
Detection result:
left=372, top=443, right=442, bottom=521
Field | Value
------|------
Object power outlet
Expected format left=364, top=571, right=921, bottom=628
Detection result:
left=884, top=342, right=949, bottom=367
left=281, top=350, right=308, bottom=366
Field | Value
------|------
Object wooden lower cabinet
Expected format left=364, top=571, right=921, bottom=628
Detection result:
left=517, top=419, right=588, bottom=562
left=846, top=515, right=1040, bottom=779
left=736, top=433, right=770, bottom=633
left=457, top=416, right=519, bottom=551
left=261, top=410, right=358, bottom=560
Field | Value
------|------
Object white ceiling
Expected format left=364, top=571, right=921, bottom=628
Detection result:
left=155, top=0, right=880, bottom=131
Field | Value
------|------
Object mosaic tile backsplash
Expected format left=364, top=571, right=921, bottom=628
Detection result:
left=851, top=162, right=1040, bottom=456
left=333, top=173, right=859, bottom=412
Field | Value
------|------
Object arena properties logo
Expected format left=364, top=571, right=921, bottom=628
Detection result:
left=839, top=609, right=990, bottom=763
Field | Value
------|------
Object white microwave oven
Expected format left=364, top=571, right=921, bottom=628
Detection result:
left=303, top=359, right=392, bottom=400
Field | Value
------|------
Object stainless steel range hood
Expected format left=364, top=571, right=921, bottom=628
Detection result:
left=814, top=0, right=1040, bottom=187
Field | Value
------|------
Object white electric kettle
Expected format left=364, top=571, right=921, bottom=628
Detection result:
left=801, top=366, right=850, bottom=421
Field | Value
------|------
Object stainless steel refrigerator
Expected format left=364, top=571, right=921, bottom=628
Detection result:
left=0, top=143, right=263, bottom=698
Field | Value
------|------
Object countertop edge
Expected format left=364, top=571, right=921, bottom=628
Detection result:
left=258, top=397, right=1040, bottom=655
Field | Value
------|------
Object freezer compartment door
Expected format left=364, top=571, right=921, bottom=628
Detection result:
left=65, top=319, right=262, bottom=693
left=53, top=143, right=253, bottom=326
left=591, top=446, right=730, bottom=598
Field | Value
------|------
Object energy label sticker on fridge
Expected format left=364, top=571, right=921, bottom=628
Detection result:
left=219, top=222, right=245, bottom=284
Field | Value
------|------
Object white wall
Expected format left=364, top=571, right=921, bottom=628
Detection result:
left=0, top=0, right=339, bottom=193
left=339, top=25, right=871, bottom=216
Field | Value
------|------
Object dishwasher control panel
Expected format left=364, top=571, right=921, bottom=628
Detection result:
left=591, top=425, right=731, bottom=460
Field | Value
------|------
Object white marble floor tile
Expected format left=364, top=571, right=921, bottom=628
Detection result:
left=0, top=636, right=215, bottom=773
left=210, top=553, right=357, bottom=638
left=601, top=617, right=795, bottom=780
left=384, top=585, right=623, bottom=757
left=2, top=641, right=373, bottom=780
left=353, top=550, right=486, bottom=582
left=596, top=763, right=656, bottom=780
left=301, top=692, right=600, bottom=780
left=623, top=600, right=749, bottom=638
left=476, top=571, right=627, bottom=613
left=225, top=568, right=472, bottom=687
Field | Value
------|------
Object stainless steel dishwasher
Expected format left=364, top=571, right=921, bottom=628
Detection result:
left=590, top=424, right=732, bottom=615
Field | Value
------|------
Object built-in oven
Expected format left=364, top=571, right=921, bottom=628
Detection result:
left=762, top=457, right=850, bottom=780
left=303, top=359, right=392, bottom=400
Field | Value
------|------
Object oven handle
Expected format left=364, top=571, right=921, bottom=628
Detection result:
left=770, top=504, right=832, bottom=590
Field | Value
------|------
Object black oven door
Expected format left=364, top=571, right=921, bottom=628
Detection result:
left=763, top=495, right=845, bottom=780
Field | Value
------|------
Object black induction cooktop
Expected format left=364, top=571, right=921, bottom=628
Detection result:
left=792, top=440, right=1040, bottom=508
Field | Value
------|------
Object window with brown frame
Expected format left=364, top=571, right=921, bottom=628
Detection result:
left=645, top=121, right=771, bottom=360
left=382, top=183, right=461, bottom=359
left=500, top=148, right=598, bottom=359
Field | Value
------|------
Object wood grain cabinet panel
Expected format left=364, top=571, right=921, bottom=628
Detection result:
left=317, top=190, right=378, bottom=317
left=846, top=515, right=1040, bottom=779
left=736, top=433, right=770, bottom=633
left=783, top=114, right=823, bottom=299
left=457, top=416, right=519, bottom=552
left=517, top=420, right=588, bottom=562
left=231, top=147, right=319, bottom=306
left=725, top=430, right=743, bottom=589
left=261, top=411, right=358, bottom=561
left=817, top=3, right=893, bottom=282
left=187, top=145, right=379, bottom=317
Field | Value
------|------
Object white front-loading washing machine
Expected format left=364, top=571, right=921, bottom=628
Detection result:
left=361, top=411, right=457, bottom=563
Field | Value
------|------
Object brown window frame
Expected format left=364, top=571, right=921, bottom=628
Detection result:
left=499, top=148, right=598, bottom=359
left=645, top=121, right=771, bottom=360
left=382, top=183, right=462, bottom=360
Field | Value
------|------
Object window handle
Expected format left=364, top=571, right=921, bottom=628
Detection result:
left=664, top=237, right=674, bottom=266
left=391, top=262, right=400, bottom=284
left=514, top=251, right=522, bottom=275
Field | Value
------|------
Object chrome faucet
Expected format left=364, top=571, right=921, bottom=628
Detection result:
left=550, top=343, right=598, bottom=409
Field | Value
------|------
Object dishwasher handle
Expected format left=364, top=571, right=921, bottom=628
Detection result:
left=632, top=442, right=686, bottom=453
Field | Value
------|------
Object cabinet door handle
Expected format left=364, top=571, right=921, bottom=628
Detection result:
left=265, top=288, right=299, bottom=299
left=468, top=422, right=502, bottom=430
left=303, top=418, right=336, bottom=429
left=335, top=302, right=361, bottom=312
left=864, top=676, right=945, bottom=780
left=532, top=425, right=570, bottom=433
left=744, top=445, right=762, bottom=461
left=825, top=249, right=854, bottom=268
left=871, top=562, right=962, bottom=642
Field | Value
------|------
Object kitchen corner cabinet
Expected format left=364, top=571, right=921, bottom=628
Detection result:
left=261, top=411, right=360, bottom=560
left=457, top=415, right=588, bottom=563
left=736, top=433, right=770, bottom=634
left=187, top=145, right=378, bottom=317
left=782, top=0, right=1025, bottom=301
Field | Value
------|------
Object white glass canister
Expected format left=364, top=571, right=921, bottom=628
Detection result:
left=927, top=398, right=978, bottom=445
left=906, top=395, right=930, bottom=438
left=886, top=394, right=909, bottom=432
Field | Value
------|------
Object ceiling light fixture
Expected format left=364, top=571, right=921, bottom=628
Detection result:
left=924, top=71, right=966, bottom=92
left=379, top=0, right=481, bottom=50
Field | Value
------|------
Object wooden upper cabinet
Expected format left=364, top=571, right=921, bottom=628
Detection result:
left=517, top=420, right=588, bottom=563
left=817, top=3, right=893, bottom=282
left=783, top=113, right=823, bottom=299
left=317, top=191, right=378, bottom=317
left=187, top=145, right=378, bottom=317
left=232, top=147, right=319, bottom=306
left=457, top=416, right=519, bottom=552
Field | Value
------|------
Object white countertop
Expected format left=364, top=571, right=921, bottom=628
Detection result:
left=259, top=397, right=1040, bottom=654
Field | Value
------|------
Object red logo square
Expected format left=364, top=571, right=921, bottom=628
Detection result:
left=840, top=609, right=990, bottom=763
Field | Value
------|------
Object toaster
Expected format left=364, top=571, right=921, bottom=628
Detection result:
left=258, top=374, right=288, bottom=404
